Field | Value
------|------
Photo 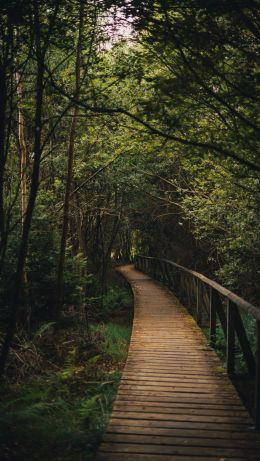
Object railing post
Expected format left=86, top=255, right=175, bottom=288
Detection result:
left=196, top=280, right=202, bottom=325
left=165, top=264, right=172, bottom=288
left=233, top=305, right=255, bottom=377
left=152, top=259, right=155, bottom=278
left=227, top=300, right=235, bottom=376
left=137, top=256, right=140, bottom=271
left=160, top=260, right=165, bottom=283
left=209, top=288, right=217, bottom=348
left=161, top=261, right=166, bottom=284
left=157, top=260, right=160, bottom=280
left=255, top=320, right=260, bottom=431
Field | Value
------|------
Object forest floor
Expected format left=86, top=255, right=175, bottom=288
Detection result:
left=0, top=272, right=133, bottom=461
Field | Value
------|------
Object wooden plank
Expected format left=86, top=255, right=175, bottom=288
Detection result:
left=103, top=432, right=260, bottom=448
left=110, top=411, right=251, bottom=425
left=122, top=374, right=226, bottom=384
left=120, top=376, right=234, bottom=387
left=113, top=402, right=250, bottom=418
left=109, top=416, right=253, bottom=431
left=118, top=384, right=240, bottom=396
left=99, top=442, right=259, bottom=459
left=124, top=367, right=226, bottom=377
left=116, top=389, right=242, bottom=404
left=115, top=398, right=247, bottom=411
left=106, top=424, right=260, bottom=441
left=112, top=408, right=251, bottom=424
left=96, top=453, right=249, bottom=461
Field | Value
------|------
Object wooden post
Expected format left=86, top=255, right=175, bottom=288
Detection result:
left=178, top=271, right=182, bottom=300
left=186, top=276, right=192, bottom=312
left=255, top=320, right=260, bottom=431
left=165, top=265, right=172, bottom=289
left=233, top=305, right=255, bottom=377
left=210, top=288, right=217, bottom=348
left=159, top=260, right=163, bottom=281
left=161, top=261, right=166, bottom=284
left=227, top=300, right=235, bottom=376
left=153, top=259, right=157, bottom=279
left=196, top=280, right=202, bottom=325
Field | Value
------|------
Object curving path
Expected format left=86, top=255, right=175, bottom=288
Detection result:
left=96, top=264, right=260, bottom=461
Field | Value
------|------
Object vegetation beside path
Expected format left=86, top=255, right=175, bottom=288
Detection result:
left=0, top=278, right=132, bottom=461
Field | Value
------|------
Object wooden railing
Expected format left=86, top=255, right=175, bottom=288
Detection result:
left=134, top=255, right=260, bottom=431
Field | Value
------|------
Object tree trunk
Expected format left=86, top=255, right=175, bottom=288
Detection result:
left=0, top=18, right=13, bottom=265
left=0, top=5, right=45, bottom=376
left=0, top=63, right=7, bottom=257
left=55, top=0, right=84, bottom=319
left=15, top=71, right=30, bottom=328
left=16, top=72, right=28, bottom=227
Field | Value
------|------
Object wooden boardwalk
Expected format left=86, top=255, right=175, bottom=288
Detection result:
left=96, top=265, right=260, bottom=461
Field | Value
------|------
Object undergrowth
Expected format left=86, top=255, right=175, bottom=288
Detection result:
left=91, top=323, right=131, bottom=361
left=0, top=280, right=132, bottom=461
left=0, top=367, right=121, bottom=461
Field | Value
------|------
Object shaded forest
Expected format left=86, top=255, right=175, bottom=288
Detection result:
left=0, top=0, right=259, bottom=460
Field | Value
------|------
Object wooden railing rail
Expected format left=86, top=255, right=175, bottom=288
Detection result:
left=134, top=254, right=260, bottom=431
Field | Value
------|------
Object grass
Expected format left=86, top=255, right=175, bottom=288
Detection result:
left=91, top=322, right=131, bottom=361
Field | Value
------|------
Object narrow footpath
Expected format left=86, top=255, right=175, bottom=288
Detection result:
left=96, top=265, right=260, bottom=461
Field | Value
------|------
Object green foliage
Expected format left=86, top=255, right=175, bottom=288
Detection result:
left=34, top=322, right=56, bottom=339
left=1, top=251, right=132, bottom=461
left=0, top=367, right=119, bottom=461
left=101, top=285, right=132, bottom=317
left=0, top=294, right=130, bottom=461
left=91, top=322, right=131, bottom=361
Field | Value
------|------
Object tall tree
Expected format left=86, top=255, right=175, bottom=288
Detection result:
left=0, top=0, right=61, bottom=375
left=55, top=0, right=84, bottom=319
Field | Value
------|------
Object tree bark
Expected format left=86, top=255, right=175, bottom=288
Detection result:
left=0, top=63, right=7, bottom=252
left=0, top=4, right=45, bottom=376
left=15, top=70, right=30, bottom=327
left=55, top=0, right=84, bottom=318
left=0, top=17, right=13, bottom=263
left=16, top=72, right=28, bottom=227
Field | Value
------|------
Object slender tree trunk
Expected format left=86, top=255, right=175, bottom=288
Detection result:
left=15, top=71, right=31, bottom=328
left=102, top=192, right=122, bottom=287
left=55, top=0, right=84, bottom=318
left=0, top=7, right=45, bottom=376
left=0, top=18, right=13, bottom=264
left=16, top=72, right=28, bottom=227
left=0, top=63, right=7, bottom=256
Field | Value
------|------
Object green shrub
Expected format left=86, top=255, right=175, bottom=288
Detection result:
left=101, top=285, right=131, bottom=317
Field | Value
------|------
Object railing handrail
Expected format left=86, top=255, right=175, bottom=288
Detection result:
left=136, top=255, right=260, bottom=321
